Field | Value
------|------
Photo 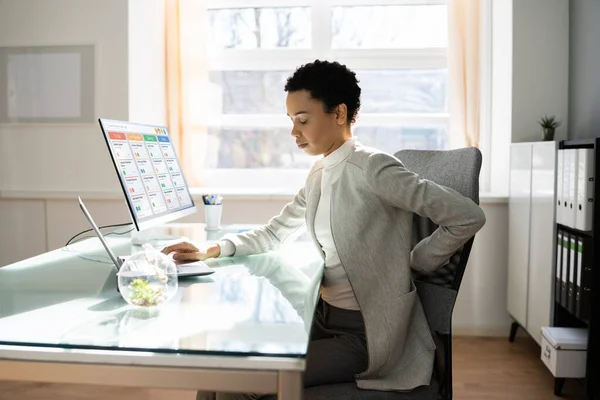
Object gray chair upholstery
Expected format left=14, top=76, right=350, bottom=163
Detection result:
left=264, top=148, right=482, bottom=400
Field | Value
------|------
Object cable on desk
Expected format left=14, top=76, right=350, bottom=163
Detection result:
left=62, top=226, right=135, bottom=264
left=60, top=247, right=115, bottom=264
left=65, top=223, right=134, bottom=246
left=66, top=227, right=135, bottom=246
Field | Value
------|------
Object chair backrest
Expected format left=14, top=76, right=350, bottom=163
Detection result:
left=394, top=147, right=482, bottom=400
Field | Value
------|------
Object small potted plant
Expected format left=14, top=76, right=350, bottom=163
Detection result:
left=539, top=115, right=560, bottom=141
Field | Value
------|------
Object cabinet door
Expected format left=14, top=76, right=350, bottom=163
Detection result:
left=508, top=144, right=533, bottom=327
left=527, top=142, right=557, bottom=345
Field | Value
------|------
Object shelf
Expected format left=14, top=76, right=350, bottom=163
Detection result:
left=554, top=301, right=590, bottom=328
left=560, top=138, right=596, bottom=149
left=556, top=224, right=594, bottom=237
left=554, top=138, right=599, bottom=399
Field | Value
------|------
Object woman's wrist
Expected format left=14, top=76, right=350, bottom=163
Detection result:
left=208, top=243, right=221, bottom=258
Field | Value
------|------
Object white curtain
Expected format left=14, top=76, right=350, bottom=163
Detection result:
left=165, top=0, right=210, bottom=186
left=448, top=0, right=481, bottom=148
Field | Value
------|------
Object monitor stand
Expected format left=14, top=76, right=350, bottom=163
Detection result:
left=130, top=227, right=189, bottom=248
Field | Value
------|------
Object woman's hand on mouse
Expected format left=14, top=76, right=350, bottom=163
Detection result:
left=161, top=242, right=221, bottom=261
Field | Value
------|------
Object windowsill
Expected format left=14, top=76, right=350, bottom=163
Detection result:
left=0, top=188, right=508, bottom=204
left=192, top=187, right=300, bottom=200
left=196, top=189, right=509, bottom=203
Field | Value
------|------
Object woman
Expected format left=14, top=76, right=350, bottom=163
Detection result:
left=164, top=60, right=486, bottom=399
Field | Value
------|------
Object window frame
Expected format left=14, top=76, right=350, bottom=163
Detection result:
left=200, top=0, right=449, bottom=190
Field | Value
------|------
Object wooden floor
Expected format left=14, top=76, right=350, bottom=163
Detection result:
left=0, top=336, right=588, bottom=400
left=452, top=336, right=586, bottom=400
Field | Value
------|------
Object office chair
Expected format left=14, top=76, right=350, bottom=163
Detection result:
left=300, top=147, right=483, bottom=400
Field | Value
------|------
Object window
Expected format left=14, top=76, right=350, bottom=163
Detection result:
left=193, top=0, right=448, bottom=190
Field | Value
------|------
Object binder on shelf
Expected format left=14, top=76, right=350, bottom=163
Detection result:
left=576, top=237, right=583, bottom=319
left=562, top=149, right=572, bottom=227
left=575, top=148, right=595, bottom=231
left=561, top=231, right=569, bottom=309
left=557, top=150, right=564, bottom=224
left=567, top=149, right=579, bottom=228
left=577, top=236, right=593, bottom=321
left=556, top=230, right=563, bottom=305
left=568, top=236, right=578, bottom=314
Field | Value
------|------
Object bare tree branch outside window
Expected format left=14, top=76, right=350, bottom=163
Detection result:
left=204, top=5, right=449, bottom=174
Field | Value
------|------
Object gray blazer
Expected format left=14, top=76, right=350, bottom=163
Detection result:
left=222, top=141, right=486, bottom=391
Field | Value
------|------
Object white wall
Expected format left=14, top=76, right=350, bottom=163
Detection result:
left=569, top=0, right=600, bottom=139
left=489, top=0, right=512, bottom=195
left=0, top=0, right=129, bottom=193
left=511, top=0, right=569, bottom=143
left=454, top=201, right=511, bottom=335
left=489, top=0, right=569, bottom=195
left=128, top=0, right=167, bottom=126
left=0, top=0, right=167, bottom=192
left=0, top=199, right=46, bottom=266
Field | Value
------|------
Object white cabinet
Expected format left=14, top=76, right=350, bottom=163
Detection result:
left=508, top=144, right=533, bottom=327
left=508, top=141, right=557, bottom=345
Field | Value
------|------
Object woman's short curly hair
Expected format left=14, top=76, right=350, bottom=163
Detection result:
left=284, top=60, right=361, bottom=125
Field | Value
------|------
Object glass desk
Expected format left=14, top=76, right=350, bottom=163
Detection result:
left=0, top=223, right=324, bottom=400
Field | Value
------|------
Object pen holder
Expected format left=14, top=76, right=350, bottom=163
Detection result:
left=204, top=204, right=222, bottom=230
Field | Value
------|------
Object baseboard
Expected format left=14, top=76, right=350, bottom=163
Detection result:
left=452, top=325, right=519, bottom=337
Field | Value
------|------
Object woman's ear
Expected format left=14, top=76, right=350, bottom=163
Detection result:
left=335, top=104, right=348, bottom=125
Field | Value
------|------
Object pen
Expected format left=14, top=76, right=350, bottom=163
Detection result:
left=202, top=194, right=222, bottom=205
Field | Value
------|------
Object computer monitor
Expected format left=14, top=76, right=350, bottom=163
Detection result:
left=98, top=118, right=197, bottom=232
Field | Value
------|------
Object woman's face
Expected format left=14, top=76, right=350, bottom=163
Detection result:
left=286, top=90, right=348, bottom=157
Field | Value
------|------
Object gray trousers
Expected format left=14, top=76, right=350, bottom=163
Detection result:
left=198, top=298, right=368, bottom=400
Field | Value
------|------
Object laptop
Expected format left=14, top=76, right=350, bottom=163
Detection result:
left=78, top=196, right=214, bottom=278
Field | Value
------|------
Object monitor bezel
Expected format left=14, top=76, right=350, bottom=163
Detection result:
left=98, top=118, right=197, bottom=231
